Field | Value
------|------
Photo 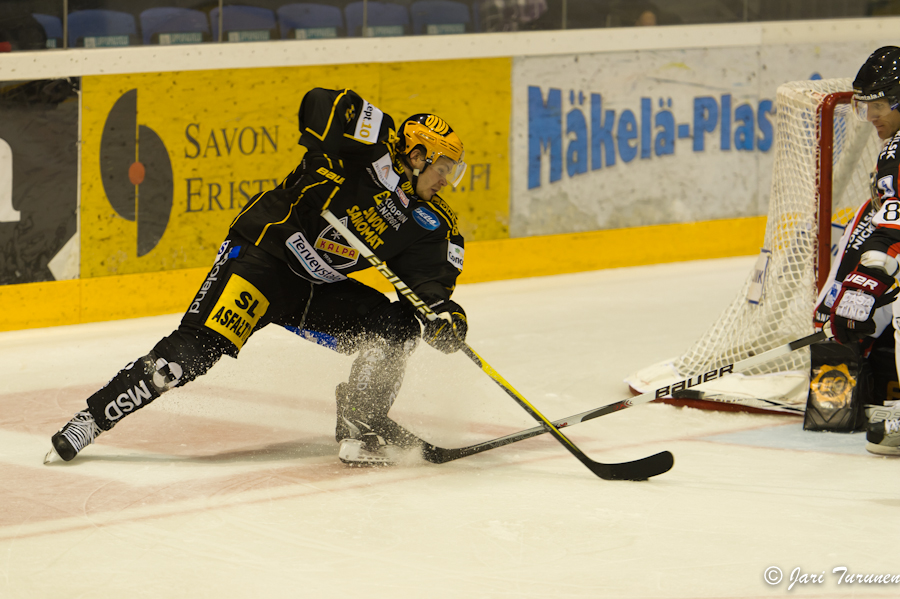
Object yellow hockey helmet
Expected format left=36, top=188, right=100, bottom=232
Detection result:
left=398, top=114, right=467, bottom=187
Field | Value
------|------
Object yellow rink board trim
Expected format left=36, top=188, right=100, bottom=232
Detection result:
left=0, top=216, right=765, bottom=332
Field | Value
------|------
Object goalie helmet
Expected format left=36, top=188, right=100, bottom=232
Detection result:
left=397, top=114, right=467, bottom=187
left=852, top=46, right=900, bottom=121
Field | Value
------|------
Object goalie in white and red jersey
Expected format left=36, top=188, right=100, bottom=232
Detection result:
left=813, top=46, right=900, bottom=454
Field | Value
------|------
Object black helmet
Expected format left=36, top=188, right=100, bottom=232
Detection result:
left=853, top=46, right=900, bottom=107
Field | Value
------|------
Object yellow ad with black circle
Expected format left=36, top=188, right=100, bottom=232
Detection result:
left=79, top=59, right=511, bottom=280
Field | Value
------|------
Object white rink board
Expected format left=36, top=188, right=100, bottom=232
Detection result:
left=511, top=39, right=896, bottom=237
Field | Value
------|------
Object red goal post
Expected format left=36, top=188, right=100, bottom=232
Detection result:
left=625, top=80, right=882, bottom=412
left=817, top=90, right=854, bottom=293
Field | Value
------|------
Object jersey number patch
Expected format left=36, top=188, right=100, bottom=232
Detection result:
left=874, top=200, right=900, bottom=227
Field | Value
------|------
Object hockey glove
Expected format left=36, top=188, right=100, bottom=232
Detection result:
left=830, top=265, right=898, bottom=345
left=421, top=300, right=468, bottom=354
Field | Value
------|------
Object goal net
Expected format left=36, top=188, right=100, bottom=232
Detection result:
left=624, top=78, right=883, bottom=412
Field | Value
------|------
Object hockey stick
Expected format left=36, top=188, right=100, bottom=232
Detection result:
left=321, top=209, right=673, bottom=480
left=667, top=390, right=806, bottom=415
left=418, top=329, right=828, bottom=463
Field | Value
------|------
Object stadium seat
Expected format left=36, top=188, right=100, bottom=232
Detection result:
left=410, top=1, right=471, bottom=35
left=67, top=9, right=137, bottom=48
left=345, top=2, right=409, bottom=37
left=140, top=8, right=210, bottom=45
left=210, top=5, right=277, bottom=42
left=277, top=3, right=344, bottom=39
left=32, top=13, right=63, bottom=48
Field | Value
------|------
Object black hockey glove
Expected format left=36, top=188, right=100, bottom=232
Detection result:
left=421, top=300, right=468, bottom=354
left=829, top=265, right=898, bottom=344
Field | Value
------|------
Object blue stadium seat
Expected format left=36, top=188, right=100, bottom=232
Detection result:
left=32, top=13, right=63, bottom=48
left=210, top=6, right=277, bottom=42
left=140, top=8, right=210, bottom=45
left=67, top=9, right=137, bottom=48
left=345, top=2, right=409, bottom=37
left=410, top=1, right=471, bottom=35
left=277, top=3, right=344, bottom=39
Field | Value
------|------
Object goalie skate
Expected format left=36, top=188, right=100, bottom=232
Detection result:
left=865, top=401, right=900, bottom=456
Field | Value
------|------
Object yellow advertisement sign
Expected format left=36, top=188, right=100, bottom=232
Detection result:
left=80, top=59, right=511, bottom=279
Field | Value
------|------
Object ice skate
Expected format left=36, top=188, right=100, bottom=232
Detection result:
left=44, top=411, right=102, bottom=464
left=335, top=382, right=423, bottom=466
left=336, top=411, right=424, bottom=466
left=865, top=402, right=900, bottom=456
left=339, top=434, right=397, bottom=466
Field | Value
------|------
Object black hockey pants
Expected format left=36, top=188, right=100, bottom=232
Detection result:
left=85, top=236, right=420, bottom=431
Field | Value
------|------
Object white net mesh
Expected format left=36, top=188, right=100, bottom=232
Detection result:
left=626, top=78, right=883, bottom=396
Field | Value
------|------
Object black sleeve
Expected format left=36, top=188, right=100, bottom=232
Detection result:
left=389, top=234, right=464, bottom=306
left=387, top=194, right=465, bottom=305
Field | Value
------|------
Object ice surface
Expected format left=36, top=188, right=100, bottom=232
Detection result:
left=2, top=256, right=898, bottom=598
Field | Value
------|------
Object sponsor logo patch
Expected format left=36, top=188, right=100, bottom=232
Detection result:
left=189, top=244, right=234, bottom=314
left=352, top=100, right=384, bottom=144
left=396, top=186, right=410, bottom=208
left=346, top=205, right=387, bottom=249
left=447, top=242, right=464, bottom=269
left=315, top=217, right=360, bottom=269
left=413, top=207, right=440, bottom=231
left=824, top=281, right=841, bottom=308
left=204, top=274, right=270, bottom=349
left=213, top=240, right=231, bottom=264
left=315, top=237, right=358, bottom=262
left=371, top=153, right=399, bottom=191
left=286, top=231, right=348, bottom=283
left=105, top=380, right=153, bottom=422
left=375, top=196, right=408, bottom=231
left=809, top=364, right=855, bottom=408
left=316, top=166, right=345, bottom=184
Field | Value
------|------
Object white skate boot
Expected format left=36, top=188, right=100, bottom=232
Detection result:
left=44, top=411, right=102, bottom=464
left=865, top=401, right=900, bottom=456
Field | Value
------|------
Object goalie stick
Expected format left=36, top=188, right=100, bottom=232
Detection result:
left=417, top=329, right=829, bottom=464
left=321, top=208, right=673, bottom=481
left=667, top=390, right=806, bottom=415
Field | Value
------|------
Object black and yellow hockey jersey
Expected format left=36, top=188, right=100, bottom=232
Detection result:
left=229, top=88, right=464, bottom=305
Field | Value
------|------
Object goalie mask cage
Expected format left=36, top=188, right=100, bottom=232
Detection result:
left=626, top=78, right=883, bottom=397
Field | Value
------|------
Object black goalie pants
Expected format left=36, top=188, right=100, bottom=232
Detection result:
left=85, top=236, right=420, bottom=432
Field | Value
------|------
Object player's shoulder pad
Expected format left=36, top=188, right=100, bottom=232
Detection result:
left=423, top=195, right=461, bottom=237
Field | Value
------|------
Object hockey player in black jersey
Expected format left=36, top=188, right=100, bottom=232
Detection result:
left=46, top=88, right=470, bottom=466
left=815, top=47, right=900, bottom=454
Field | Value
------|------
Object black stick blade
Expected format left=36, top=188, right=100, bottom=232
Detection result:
left=591, top=451, right=674, bottom=481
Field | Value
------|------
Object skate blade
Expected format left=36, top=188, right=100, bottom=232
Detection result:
left=865, top=442, right=900, bottom=457
left=43, top=446, right=62, bottom=465
left=338, top=439, right=396, bottom=467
